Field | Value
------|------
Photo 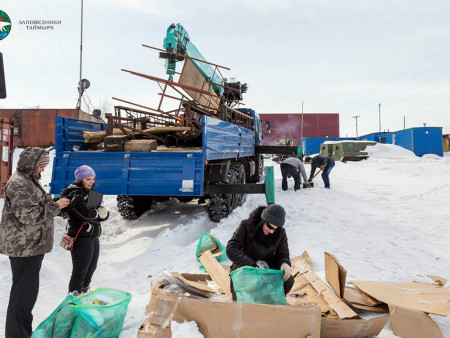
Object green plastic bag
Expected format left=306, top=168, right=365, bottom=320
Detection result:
left=32, top=288, right=131, bottom=338
left=231, top=266, right=287, bottom=305
left=196, top=233, right=228, bottom=270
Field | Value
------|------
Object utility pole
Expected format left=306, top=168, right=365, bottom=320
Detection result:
left=403, top=116, right=405, bottom=129
left=352, top=115, right=360, bottom=139
left=300, top=101, right=304, bottom=141
left=76, top=0, right=84, bottom=113
left=378, top=103, right=381, bottom=132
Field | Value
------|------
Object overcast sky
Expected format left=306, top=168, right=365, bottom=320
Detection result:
left=1, top=0, right=449, bottom=137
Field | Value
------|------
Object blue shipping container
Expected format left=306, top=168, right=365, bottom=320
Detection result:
left=379, top=127, right=443, bottom=156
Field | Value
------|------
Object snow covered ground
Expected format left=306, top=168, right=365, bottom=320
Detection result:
left=0, top=144, right=449, bottom=337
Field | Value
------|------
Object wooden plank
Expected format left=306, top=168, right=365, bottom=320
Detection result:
left=142, top=126, right=191, bottom=135
left=83, top=129, right=128, bottom=143
left=179, top=59, right=220, bottom=111
left=199, top=250, right=231, bottom=296
left=124, top=139, right=157, bottom=152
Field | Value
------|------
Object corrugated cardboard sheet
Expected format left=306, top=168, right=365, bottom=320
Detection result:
left=138, top=275, right=321, bottom=338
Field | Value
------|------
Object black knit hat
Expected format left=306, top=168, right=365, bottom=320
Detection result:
left=261, top=204, right=286, bottom=227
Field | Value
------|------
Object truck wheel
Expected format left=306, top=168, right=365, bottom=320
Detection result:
left=208, top=164, right=239, bottom=222
left=231, top=162, right=246, bottom=207
left=117, top=195, right=153, bottom=220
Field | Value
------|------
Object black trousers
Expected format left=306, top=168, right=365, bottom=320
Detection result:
left=280, top=163, right=301, bottom=191
left=69, top=236, right=99, bottom=293
left=6, top=254, right=44, bottom=338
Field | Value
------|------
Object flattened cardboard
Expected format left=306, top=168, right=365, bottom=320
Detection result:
left=353, top=281, right=450, bottom=316
left=344, top=286, right=381, bottom=306
left=139, top=283, right=322, bottom=338
left=389, top=305, right=443, bottom=338
left=199, top=250, right=231, bottom=296
left=324, top=252, right=347, bottom=297
left=321, top=315, right=389, bottom=338
left=427, top=275, right=447, bottom=286
left=290, top=257, right=358, bottom=319
left=350, top=302, right=389, bottom=313
left=170, top=272, right=215, bottom=294
left=291, top=250, right=311, bottom=277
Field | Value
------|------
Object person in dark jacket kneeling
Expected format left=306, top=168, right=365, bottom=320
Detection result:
left=61, top=165, right=109, bottom=294
left=226, top=204, right=293, bottom=300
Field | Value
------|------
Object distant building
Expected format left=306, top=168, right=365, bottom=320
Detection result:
left=259, top=113, right=339, bottom=146
left=377, top=127, right=443, bottom=157
left=0, top=108, right=102, bottom=148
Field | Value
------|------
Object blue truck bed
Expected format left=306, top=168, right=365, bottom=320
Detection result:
left=50, top=115, right=255, bottom=197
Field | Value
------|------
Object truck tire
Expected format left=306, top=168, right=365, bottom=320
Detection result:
left=208, top=164, right=239, bottom=222
left=231, top=162, right=246, bottom=207
left=117, top=195, right=154, bottom=220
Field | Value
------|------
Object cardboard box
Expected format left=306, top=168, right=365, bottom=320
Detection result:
left=321, top=315, right=389, bottom=337
left=138, top=273, right=322, bottom=338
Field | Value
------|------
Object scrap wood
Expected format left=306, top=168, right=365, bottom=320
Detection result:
left=113, top=121, right=166, bottom=142
left=292, top=258, right=358, bottom=319
left=143, top=126, right=191, bottom=135
left=83, top=129, right=128, bottom=143
left=124, top=139, right=157, bottom=152
left=199, top=250, right=232, bottom=297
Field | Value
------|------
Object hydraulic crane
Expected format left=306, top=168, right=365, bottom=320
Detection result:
left=160, top=23, right=247, bottom=106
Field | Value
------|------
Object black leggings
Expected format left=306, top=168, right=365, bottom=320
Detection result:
left=69, top=236, right=99, bottom=293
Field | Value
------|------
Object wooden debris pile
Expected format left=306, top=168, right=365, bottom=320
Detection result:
left=82, top=105, right=203, bottom=152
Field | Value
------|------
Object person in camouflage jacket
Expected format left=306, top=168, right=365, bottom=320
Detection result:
left=0, top=147, right=69, bottom=338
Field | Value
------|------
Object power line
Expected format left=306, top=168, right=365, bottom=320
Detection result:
left=40, top=0, right=76, bottom=82
left=336, top=44, right=450, bottom=113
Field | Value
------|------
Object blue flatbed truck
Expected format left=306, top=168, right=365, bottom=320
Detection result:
left=50, top=111, right=298, bottom=222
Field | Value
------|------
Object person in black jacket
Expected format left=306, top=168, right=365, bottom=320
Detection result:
left=304, top=155, right=335, bottom=188
left=226, top=204, right=294, bottom=300
left=60, top=165, right=109, bottom=294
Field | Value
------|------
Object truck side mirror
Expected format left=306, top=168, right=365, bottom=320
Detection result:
left=264, top=121, right=271, bottom=135
left=0, top=53, right=6, bottom=99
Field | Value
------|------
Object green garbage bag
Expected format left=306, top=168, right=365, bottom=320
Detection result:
left=196, top=233, right=228, bottom=270
left=32, top=288, right=132, bottom=338
left=231, top=266, right=287, bottom=305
